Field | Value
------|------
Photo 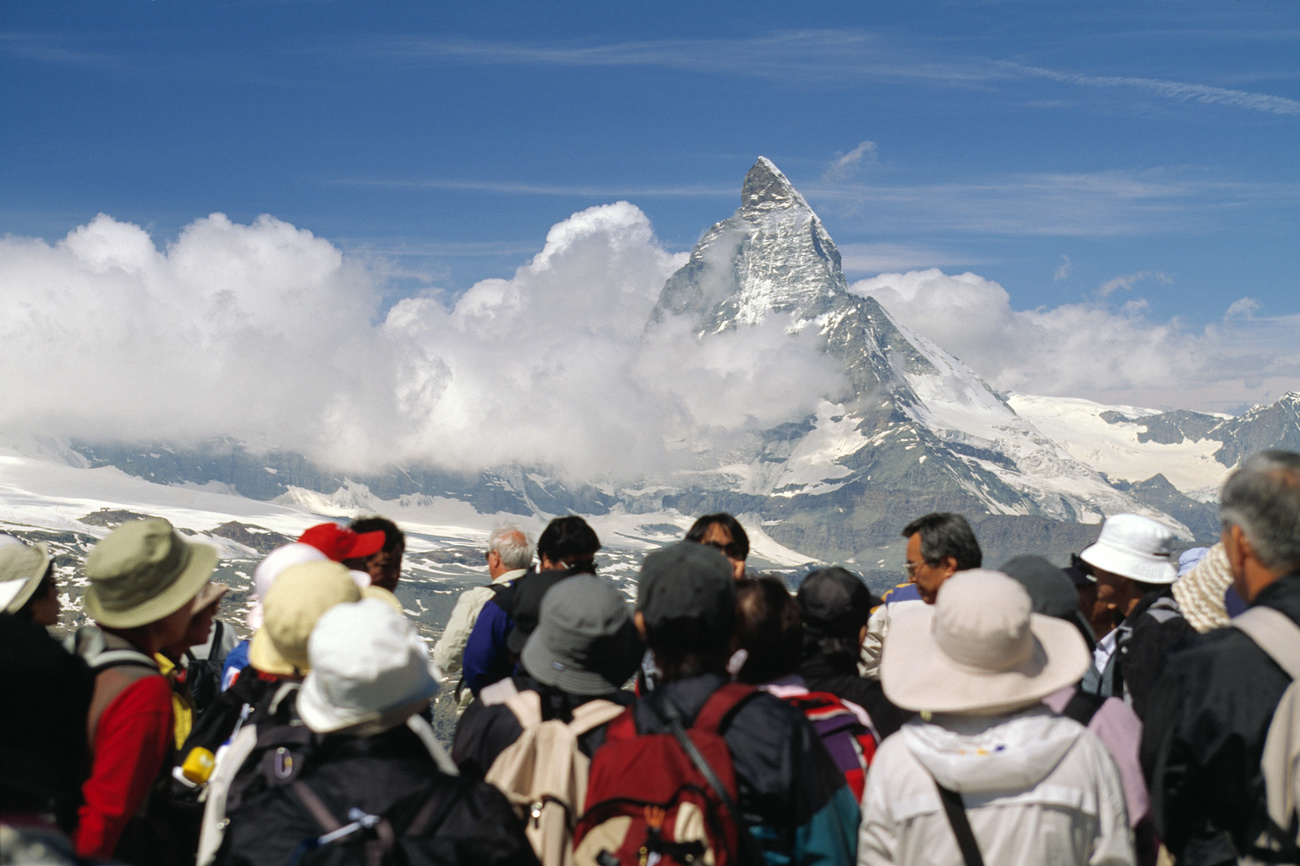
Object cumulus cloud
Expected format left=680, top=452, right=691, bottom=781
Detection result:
left=824, top=140, right=878, bottom=182
left=848, top=269, right=1300, bottom=413
left=0, top=205, right=839, bottom=480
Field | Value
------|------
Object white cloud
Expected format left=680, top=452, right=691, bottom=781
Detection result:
left=848, top=268, right=1300, bottom=414
left=1054, top=255, right=1072, bottom=282
left=1096, top=269, right=1171, bottom=298
left=0, top=206, right=840, bottom=480
left=824, top=141, right=878, bottom=182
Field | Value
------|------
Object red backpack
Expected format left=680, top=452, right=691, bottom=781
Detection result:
left=573, top=683, right=763, bottom=866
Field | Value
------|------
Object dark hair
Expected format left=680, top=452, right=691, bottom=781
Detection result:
left=901, top=512, right=982, bottom=571
left=349, top=515, right=405, bottom=552
left=536, top=516, right=600, bottom=568
left=732, top=577, right=802, bottom=685
left=1221, top=450, right=1300, bottom=573
left=14, top=563, right=55, bottom=622
left=685, top=513, right=750, bottom=561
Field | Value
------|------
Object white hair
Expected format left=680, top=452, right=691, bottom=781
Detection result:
left=488, top=525, right=534, bottom=570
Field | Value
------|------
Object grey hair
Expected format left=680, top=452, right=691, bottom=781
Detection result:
left=488, top=524, right=534, bottom=570
left=1221, top=450, right=1300, bottom=573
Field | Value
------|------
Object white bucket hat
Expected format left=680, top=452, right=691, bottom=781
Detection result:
left=1080, top=514, right=1178, bottom=585
left=0, top=542, right=51, bottom=613
left=881, top=569, right=1090, bottom=715
left=247, top=542, right=329, bottom=630
left=296, top=598, right=438, bottom=735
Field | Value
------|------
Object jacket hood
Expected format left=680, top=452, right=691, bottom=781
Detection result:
left=902, top=705, right=1083, bottom=795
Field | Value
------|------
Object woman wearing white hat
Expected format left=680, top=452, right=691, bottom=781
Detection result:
left=859, top=569, right=1134, bottom=866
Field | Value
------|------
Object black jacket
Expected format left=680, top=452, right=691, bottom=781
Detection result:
left=451, top=673, right=633, bottom=778
left=1120, top=586, right=1195, bottom=721
left=798, top=653, right=911, bottom=740
left=1141, top=573, right=1300, bottom=865
left=215, top=724, right=537, bottom=866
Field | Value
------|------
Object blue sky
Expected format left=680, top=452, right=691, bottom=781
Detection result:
left=2, top=0, right=1299, bottom=441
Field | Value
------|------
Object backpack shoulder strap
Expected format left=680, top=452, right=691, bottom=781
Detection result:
left=501, top=688, right=544, bottom=731
left=480, top=677, right=522, bottom=707
left=1234, top=606, right=1300, bottom=679
left=1059, top=688, right=1108, bottom=727
left=692, top=682, right=760, bottom=735
left=568, top=699, right=625, bottom=737
left=934, top=781, right=985, bottom=866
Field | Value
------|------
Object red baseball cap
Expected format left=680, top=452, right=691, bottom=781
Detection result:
left=298, top=523, right=386, bottom=562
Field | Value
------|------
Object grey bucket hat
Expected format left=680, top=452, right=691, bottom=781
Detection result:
left=521, top=573, right=642, bottom=696
left=84, top=519, right=218, bottom=629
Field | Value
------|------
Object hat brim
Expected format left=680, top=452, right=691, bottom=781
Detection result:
left=248, top=627, right=302, bottom=677
left=881, top=604, right=1090, bottom=715
left=520, top=621, right=641, bottom=696
left=84, top=540, right=219, bottom=629
left=296, top=664, right=439, bottom=734
left=1080, top=541, right=1177, bottom=585
left=1, top=543, right=50, bottom=614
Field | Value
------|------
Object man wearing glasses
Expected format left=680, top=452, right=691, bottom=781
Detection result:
left=860, top=512, right=983, bottom=679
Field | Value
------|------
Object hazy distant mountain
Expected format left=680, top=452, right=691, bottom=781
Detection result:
left=45, top=158, right=1300, bottom=580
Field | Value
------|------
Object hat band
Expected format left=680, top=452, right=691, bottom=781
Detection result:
left=94, top=532, right=192, bottom=612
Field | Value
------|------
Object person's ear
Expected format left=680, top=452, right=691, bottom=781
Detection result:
left=857, top=624, right=868, bottom=649
left=634, top=610, right=648, bottom=642
left=939, top=555, right=959, bottom=578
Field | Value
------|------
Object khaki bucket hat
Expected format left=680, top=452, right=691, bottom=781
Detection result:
left=84, top=519, right=218, bottom=629
left=248, top=560, right=361, bottom=677
left=881, top=569, right=1091, bottom=715
left=0, top=542, right=51, bottom=613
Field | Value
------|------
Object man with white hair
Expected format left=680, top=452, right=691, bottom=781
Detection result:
left=433, top=525, right=533, bottom=711
left=1143, top=451, right=1300, bottom=865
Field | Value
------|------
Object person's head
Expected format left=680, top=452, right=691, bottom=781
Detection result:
left=248, top=561, right=361, bottom=680
left=686, top=513, right=750, bottom=581
left=999, top=555, right=1096, bottom=653
left=298, top=522, right=385, bottom=564
left=536, top=515, right=600, bottom=573
left=0, top=542, right=59, bottom=627
left=486, top=525, right=533, bottom=578
left=346, top=516, right=406, bottom=592
left=796, top=566, right=875, bottom=662
left=84, top=519, right=218, bottom=654
left=165, top=582, right=229, bottom=658
left=901, top=512, right=982, bottom=604
left=1079, top=513, right=1177, bottom=619
left=881, top=569, right=1091, bottom=717
left=637, top=541, right=736, bottom=680
left=1220, top=450, right=1300, bottom=603
left=520, top=573, right=643, bottom=695
left=732, top=576, right=802, bottom=685
left=248, top=542, right=329, bottom=630
left=296, top=598, right=438, bottom=737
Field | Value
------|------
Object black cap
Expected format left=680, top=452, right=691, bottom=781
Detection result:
left=796, top=567, right=873, bottom=638
left=638, top=541, right=735, bottom=635
left=999, top=555, right=1097, bottom=650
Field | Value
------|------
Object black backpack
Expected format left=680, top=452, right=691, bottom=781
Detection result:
left=288, top=776, right=471, bottom=866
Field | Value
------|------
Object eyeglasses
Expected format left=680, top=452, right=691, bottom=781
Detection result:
left=704, top=541, right=744, bottom=560
left=904, top=560, right=935, bottom=577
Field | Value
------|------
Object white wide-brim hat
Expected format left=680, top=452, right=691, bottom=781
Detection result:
left=881, top=569, right=1091, bottom=716
left=1080, top=513, right=1178, bottom=585
left=297, top=598, right=439, bottom=735
left=0, top=542, right=51, bottom=613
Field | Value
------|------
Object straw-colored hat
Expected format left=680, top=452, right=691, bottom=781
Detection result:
left=248, top=560, right=360, bottom=677
left=881, top=569, right=1091, bottom=715
left=1172, top=543, right=1234, bottom=634
left=0, top=542, right=51, bottom=613
left=84, top=520, right=218, bottom=629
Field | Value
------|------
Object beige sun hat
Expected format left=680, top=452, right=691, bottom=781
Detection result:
left=84, top=519, right=218, bottom=629
left=248, top=560, right=361, bottom=677
left=1172, top=543, right=1234, bottom=634
left=1080, top=513, right=1178, bottom=585
left=0, top=542, right=51, bottom=613
left=881, top=569, right=1091, bottom=715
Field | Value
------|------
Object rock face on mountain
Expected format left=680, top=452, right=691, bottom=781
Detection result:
left=63, top=157, right=1300, bottom=581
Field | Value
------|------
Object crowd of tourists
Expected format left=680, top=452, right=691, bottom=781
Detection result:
left=3, top=449, right=1300, bottom=866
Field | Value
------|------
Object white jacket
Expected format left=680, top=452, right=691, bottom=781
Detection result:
left=859, top=706, right=1134, bottom=866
